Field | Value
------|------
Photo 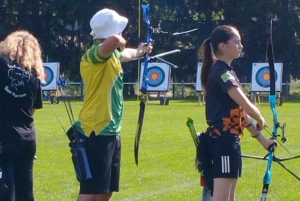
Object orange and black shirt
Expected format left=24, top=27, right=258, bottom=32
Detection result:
left=205, top=60, right=247, bottom=138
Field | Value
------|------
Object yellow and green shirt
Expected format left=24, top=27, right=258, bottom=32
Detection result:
left=78, top=42, right=124, bottom=136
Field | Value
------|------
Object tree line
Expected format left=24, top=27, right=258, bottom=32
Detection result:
left=1, top=0, right=300, bottom=86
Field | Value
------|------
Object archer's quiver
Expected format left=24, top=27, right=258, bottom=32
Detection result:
left=66, top=126, right=92, bottom=182
left=196, top=131, right=214, bottom=195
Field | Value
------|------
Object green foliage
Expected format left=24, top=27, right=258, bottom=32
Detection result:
left=33, top=100, right=300, bottom=200
left=1, top=0, right=300, bottom=82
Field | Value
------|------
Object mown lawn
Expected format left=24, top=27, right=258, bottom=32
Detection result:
left=33, top=99, right=300, bottom=200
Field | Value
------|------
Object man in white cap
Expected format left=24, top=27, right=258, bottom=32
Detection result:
left=75, top=8, right=152, bottom=201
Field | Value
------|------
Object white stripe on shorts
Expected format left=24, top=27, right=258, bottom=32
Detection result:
left=221, top=156, right=230, bottom=173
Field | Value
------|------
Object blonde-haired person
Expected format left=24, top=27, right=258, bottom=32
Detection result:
left=0, top=30, right=44, bottom=201
left=199, top=25, right=278, bottom=201
left=74, top=8, right=152, bottom=201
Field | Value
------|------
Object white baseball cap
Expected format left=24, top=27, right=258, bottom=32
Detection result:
left=90, top=8, right=128, bottom=39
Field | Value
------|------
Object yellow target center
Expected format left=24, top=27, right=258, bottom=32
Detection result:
left=151, top=74, right=158, bottom=80
left=263, top=73, right=270, bottom=80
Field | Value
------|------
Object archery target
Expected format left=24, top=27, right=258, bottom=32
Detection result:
left=147, top=67, right=165, bottom=87
left=140, top=62, right=170, bottom=91
left=196, top=62, right=203, bottom=91
left=42, top=66, right=54, bottom=87
left=255, top=66, right=278, bottom=88
left=42, top=62, right=60, bottom=90
left=251, top=63, right=283, bottom=92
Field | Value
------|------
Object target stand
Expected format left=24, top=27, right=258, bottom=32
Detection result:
left=197, top=92, right=205, bottom=106
left=251, top=91, right=282, bottom=106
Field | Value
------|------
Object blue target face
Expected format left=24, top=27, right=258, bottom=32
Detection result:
left=255, top=66, right=277, bottom=88
left=147, top=66, right=165, bottom=87
left=42, top=66, right=54, bottom=87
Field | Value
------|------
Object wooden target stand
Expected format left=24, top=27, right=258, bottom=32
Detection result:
left=197, top=91, right=205, bottom=106
left=251, top=91, right=283, bottom=106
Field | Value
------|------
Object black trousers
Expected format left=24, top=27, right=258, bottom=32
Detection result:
left=1, top=140, right=36, bottom=201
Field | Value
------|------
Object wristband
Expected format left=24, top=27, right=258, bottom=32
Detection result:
left=251, top=131, right=261, bottom=138
left=245, top=123, right=252, bottom=128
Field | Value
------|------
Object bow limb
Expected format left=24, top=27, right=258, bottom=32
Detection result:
left=261, top=19, right=277, bottom=201
left=134, top=0, right=151, bottom=166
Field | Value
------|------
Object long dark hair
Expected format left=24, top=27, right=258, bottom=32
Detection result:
left=199, top=25, right=236, bottom=91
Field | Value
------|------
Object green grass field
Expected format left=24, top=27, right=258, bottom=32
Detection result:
left=33, top=99, right=300, bottom=201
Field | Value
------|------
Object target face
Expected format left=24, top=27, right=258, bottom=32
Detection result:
left=251, top=63, right=283, bottom=92
left=42, top=62, right=59, bottom=90
left=140, top=62, right=170, bottom=91
left=147, top=66, right=165, bottom=87
left=196, top=62, right=203, bottom=91
left=42, top=66, right=54, bottom=87
left=255, top=66, right=278, bottom=88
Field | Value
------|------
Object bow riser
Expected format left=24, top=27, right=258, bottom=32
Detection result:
left=134, top=1, right=180, bottom=166
left=140, top=2, right=152, bottom=93
left=261, top=19, right=277, bottom=201
left=134, top=1, right=151, bottom=166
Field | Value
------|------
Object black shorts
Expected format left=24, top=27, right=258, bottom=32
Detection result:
left=208, top=134, right=242, bottom=179
left=79, top=133, right=121, bottom=194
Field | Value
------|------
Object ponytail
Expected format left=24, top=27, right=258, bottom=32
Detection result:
left=199, top=37, right=215, bottom=91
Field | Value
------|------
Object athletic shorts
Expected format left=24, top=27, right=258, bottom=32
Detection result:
left=79, top=133, right=121, bottom=194
left=208, top=134, right=242, bottom=179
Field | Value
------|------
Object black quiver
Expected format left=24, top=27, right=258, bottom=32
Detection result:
left=196, top=131, right=214, bottom=196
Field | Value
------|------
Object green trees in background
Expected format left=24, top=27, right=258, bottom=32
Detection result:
left=1, top=0, right=300, bottom=84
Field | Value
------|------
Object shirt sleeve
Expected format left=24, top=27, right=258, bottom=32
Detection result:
left=90, top=44, right=109, bottom=64
left=114, top=49, right=122, bottom=60
left=213, top=69, right=240, bottom=93
left=34, top=79, right=43, bottom=109
left=83, top=43, right=122, bottom=65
